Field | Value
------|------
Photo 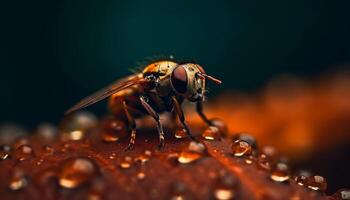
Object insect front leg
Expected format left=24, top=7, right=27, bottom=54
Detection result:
left=139, top=95, right=165, bottom=149
left=171, top=96, right=195, bottom=140
left=196, top=101, right=213, bottom=126
left=123, top=101, right=137, bottom=151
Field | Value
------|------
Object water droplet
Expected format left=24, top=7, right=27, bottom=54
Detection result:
left=214, top=188, right=235, bottom=200
left=101, top=117, right=127, bottom=142
left=244, top=155, right=255, bottom=165
left=210, top=118, right=228, bottom=135
left=119, top=162, right=131, bottom=169
left=187, top=141, right=206, bottom=154
left=59, top=157, right=97, bottom=189
left=178, top=151, right=202, bottom=164
left=231, top=140, right=252, bottom=157
left=8, top=169, right=27, bottom=191
left=0, top=124, right=27, bottom=145
left=36, top=158, right=44, bottom=165
left=214, top=171, right=237, bottom=200
left=60, top=111, right=98, bottom=141
left=119, top=156, right=133, bottom=169
left=134, top=154, right=150, bottom=165
left=137, top=172, right=145, bottom=180
left=232, top=133, right=257, bottom=149
left=170, top=181, right=187, bottom=200
left=332, top=189, right=350, bottom=199
left=257, top=154, right=271, bottom=171
left=0, top=145, right=11, bottom=160
left=270, top=162, right=290, bottom=183
left=178, top=141, right=205, bottom=164
left=109, top=152, right=117, bottom=160
left=15, top=145, right=34, bottom=161
left=306, top=175, right=327, bottom=192
left=35, top=123, right=58, bottom=142
left=42, top=145, right=54, bottom=156
left=144, top=150, right=152, bottom=156
left=175, top=129, right=188, bottom=139
left=202, top=126, right=221, bottom=140
left=294, top=175, right=308, bottom=186
left=261, top=145, right=278, bottom=161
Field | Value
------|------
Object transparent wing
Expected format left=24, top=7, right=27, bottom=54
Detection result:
left=65, top=74, right=143, bottom=115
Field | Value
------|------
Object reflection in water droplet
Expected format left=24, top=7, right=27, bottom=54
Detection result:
left=231, top=140, right=252, bottom=157
left=214, top=171, right=237, bottom=200
left=59, top=157, right=97, bottom=189
left=270, top=162, right=290, bottom=183
left=60, top=111, right=98, bottom=141
left=15, top=145, right=34, bottom=161
left=202, top=126, right=221, bottom=140
left=0, top=145, right=11, bottom=160
left=175, top=129, right=188, bottom=139
left=101, top=117, right=127, bottom=142
left=9, top=169, right=27, bottom=191
left=306, top=175, right=327, bottom=192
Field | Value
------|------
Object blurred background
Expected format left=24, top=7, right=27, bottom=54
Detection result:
left=1, top=0, right=350, bottom=193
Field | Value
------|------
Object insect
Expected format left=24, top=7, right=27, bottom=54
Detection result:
left=66, top=60, right=222, bottom=150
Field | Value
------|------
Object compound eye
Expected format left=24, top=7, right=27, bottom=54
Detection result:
left=171, top=66, right=188, bottom=94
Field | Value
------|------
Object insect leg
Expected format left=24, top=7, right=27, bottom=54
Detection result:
left=171, top=96, right=195, bottom=140
left=139, top=95, right=165, bottom=149
left=123, top=101, right=137, bottom=151
left=196, top=101, right=213, bottom=126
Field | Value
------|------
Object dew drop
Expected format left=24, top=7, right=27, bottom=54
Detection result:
left=15, top=144, right=34, bottom=161
left=101, top=117, right=127, bottom=142
left=178, top=141, right=205, bottom=164
left=137, top=172, right=146, bottom=180
left=58, top=157, right=97, bottom=189
left=170, top=181, right=188, bottom=200
left=214, top=188, right=235, bottom=200
left=214, top=171, right=238, bottom=200
left=177, top=151, right=202, bottom=164
left=42, top=145, right=54, bottom=156
left=210, top=118, right=228, bottom=135
left=35, top=122, right=58, bottom=142
left=0, top=145, right=11, bottom=160
left=231, top=140, right=252, bottom=157
left=187, top=141, right=206, bottom=154
left=232, top=133, right=257, bottom=149
left=202, top=126, right=221, bottom=140
left=244, top=155, right=254, bottom=165
left=109, top=152, right=117, bottom=160
left=270, top=162, right=290, bottom=183
left=0, top=124, right=27, bottom=145
left=60, top=111, right=98, bottom=141
left=119, top=156, right=133, bottom=169
left=175, top=129, right=188, bottom=139
left=294, top=175, right=308, bottom=187
left=134, top=154, right=150, bottom=165
left=332, top=189, right=350, bottom=200
left=306, top=175, right=327, bottom=192
left=257, top=154, right=271, bottom=171
left=8, top=169, right=27, bottom=191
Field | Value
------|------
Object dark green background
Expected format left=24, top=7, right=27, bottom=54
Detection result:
left=1, top=0, right=349, bottom=127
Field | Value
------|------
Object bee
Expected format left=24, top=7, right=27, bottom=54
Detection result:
left=66, top=60, right=222, bottom=150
